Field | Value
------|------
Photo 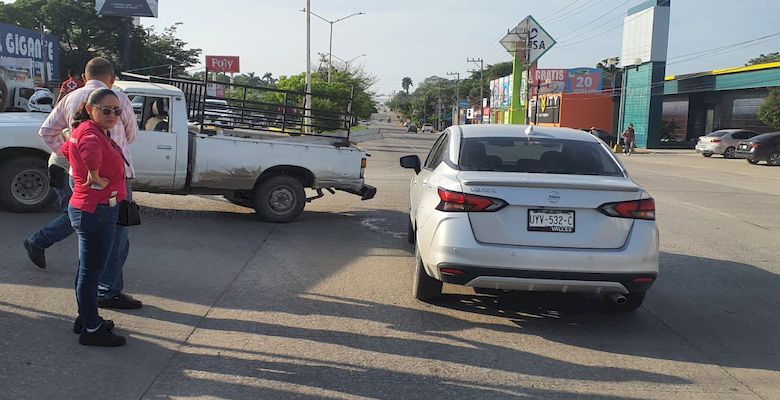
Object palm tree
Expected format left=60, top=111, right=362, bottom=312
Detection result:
left=402, top=77, right=413, bottom=94
left=262, top=72, right=277, bottom=86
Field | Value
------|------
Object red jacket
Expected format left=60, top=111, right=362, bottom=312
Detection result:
left=62, top=120, right=127, bottom=212
left=59, top=77, right=84, bottom=98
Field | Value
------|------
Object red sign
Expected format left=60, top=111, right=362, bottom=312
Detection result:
left=205, top=55, right=240, bottom=73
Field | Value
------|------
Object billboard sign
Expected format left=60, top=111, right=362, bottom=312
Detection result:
left=566, top=68, right=603, bottom=93
left=501, top=15, right=556, bottom=65
left=0, top=22, right=59, bottom=83
left=530, top=67, right=567, bottom=96
left=96, top=0, right=159, bottom=17
left=206, top=55, right=240, bottom=73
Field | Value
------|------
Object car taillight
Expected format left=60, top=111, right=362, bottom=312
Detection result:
left=751, top=143, right=762, bottom=149
left=436, top=188, right=507, bottom=212
left=598, top=198, right=655, bottom=220
left=711, top=139, right=721, bottom=143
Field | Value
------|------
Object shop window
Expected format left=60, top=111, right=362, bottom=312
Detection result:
left=661, top=100, right=689, bottom=143
left=732, top=98, right=765, bottom=131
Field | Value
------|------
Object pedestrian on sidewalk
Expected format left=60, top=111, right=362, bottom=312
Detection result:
left=622, top=123, right=636, bottom=155
left=23, top=57, right=142, bottom=310
left=62, top=88, right=128, bottom=346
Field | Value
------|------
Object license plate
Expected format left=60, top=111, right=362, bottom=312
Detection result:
left=528, top=209, right=575, bottom=233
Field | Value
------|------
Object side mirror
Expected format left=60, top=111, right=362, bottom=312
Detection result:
left=400, top=155, right=421, bottom=174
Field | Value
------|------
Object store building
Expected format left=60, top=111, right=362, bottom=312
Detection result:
left=660, top=61, right=780, bottom=147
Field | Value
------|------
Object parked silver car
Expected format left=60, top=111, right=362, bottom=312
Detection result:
left=695, top=129, right=758, bottom=158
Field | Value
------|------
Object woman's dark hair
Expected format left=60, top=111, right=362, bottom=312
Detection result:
left=71, top=88, right=119, bottom=128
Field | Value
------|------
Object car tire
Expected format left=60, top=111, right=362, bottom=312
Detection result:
left=769, top=152, right=780, bottom=166
left=747, top=158, right=760, bottom=165
left=723, top=147, right=736, bottom=159
left=412, top=241, right=442, bottom=301
left=702, top=153, right=712, bottom=158
left=604, top=291, right=645, bottom=312
left=253, top=175, right=306, bottom=223
left=406, top=217, right=415, bottom=244
left=0, top=156, right=55, bottom=212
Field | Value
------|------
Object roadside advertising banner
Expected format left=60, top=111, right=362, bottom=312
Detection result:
left=206, top=55, right=240, bottom=74
left=0, top=22, right=59, bottom=84
left=566, top=68, right=603, bottom=93
left=95, top=0, right=159, bottom=17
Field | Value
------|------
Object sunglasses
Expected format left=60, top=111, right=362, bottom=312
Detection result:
left=95, top=106, right=123, bottom=116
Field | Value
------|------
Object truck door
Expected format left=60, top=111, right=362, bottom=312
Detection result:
left=129, top=95, right=177, bottom=190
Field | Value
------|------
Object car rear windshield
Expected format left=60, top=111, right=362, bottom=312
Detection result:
left=751, top=132, right=780, bottom=142
left=458, top=137, right=623, bottom=176
left=707, top=131, right=730, bottom=137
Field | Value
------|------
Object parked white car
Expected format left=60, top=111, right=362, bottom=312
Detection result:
left=400, top=125, right=659, bottom=311
left=421, top=123, right=434, bottom=133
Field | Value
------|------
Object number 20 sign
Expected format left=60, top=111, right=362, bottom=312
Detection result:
left=565, top=68, right=603, bottom=93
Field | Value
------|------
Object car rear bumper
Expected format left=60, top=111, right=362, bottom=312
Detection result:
left=418, top=216, right=659, bottom=293
left=734, top=150, right=756, bottom=159
left=695, top=144, right=724, bottom=154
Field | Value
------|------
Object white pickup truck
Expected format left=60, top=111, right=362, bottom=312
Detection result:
left=0, top=79, right=375, bottom=222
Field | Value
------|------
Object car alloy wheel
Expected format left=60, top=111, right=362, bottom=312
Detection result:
left=769, top=152, right=780, bottom=166
left=723, top=147, right=736, bottom=159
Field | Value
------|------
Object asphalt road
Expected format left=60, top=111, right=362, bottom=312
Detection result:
left=0, top=115, right=778, bottom=399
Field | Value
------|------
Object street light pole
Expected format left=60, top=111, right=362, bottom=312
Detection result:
left=305, top=0, right=312, bottom=133
left=302, top=8, right=365, bottom=83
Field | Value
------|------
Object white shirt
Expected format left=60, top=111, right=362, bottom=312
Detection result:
left=38, top=79, right=138, bottom=178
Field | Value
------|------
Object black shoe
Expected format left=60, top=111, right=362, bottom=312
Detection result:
left=78, top=324, right=126, bottom=347
left=73, top=316, right=115, bottom=334
left=23, top=239, right=46, bottom=269
left=97, top=293, right=143, bottom=309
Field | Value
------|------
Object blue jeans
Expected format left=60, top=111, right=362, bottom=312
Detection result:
left=97, top=182, right=132, bottom=299
left=28, top=181, right=75, bottom=249
left=69, top=204, right=119, bottom=330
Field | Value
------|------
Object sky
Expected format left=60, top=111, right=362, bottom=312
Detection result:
left=5, top=0, right=780, bottom=97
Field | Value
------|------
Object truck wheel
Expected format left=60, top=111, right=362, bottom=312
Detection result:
left=0, top=156, right=54, bottom=212
left=413, top=241, right=442, bottom=301
left=253, top=175, right=305, bottom=223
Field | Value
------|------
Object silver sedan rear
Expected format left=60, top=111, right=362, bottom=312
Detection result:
left=695, top=129, right=759, bottom=158
left=401, top=125, right=659, bottom=311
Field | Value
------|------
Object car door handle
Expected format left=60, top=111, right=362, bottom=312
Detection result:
left=157, top=145, right=172, bottom=150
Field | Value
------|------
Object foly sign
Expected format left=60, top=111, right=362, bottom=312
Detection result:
left=205, top=56, right=240, bottom=74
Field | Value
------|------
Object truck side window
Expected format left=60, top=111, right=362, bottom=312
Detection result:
left=141, top=97, right=170, bottom=132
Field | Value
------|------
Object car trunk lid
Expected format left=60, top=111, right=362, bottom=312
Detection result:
left=458, top=172, right=643, bottom=249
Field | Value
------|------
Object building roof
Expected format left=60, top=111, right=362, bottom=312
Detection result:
left=665, top=61, right=780, bottom=81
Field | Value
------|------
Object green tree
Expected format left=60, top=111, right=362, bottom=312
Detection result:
left=401, top=76, right=413, bottom=94
left=758, top=88, right=780, bottom=130
left=0, top=0, right=201, bottom=77
left=746, top=52, right=780, bottom=66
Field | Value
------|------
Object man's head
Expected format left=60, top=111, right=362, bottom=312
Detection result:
left=628, top=123, right=634, bottom=128
left=67, top=68, right=78, bottom=78
left=84, top=57, right=116, bottom=86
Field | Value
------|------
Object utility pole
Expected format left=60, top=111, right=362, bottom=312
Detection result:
left=446, top=72, right=460, bottom=125
left=467, top=57, right=484, bottom=123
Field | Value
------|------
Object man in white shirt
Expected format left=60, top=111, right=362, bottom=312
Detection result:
left=23, top=57, right=142, bottom=310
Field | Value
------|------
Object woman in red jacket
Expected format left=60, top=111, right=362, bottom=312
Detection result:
left=62, top=88, right=128, bottom=347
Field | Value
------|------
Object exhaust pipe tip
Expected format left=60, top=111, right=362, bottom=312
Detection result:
left=609, top=294, right=627, bottom=305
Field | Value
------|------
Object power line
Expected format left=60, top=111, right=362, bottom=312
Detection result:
left=555, top=0, right=635, bottom=41
left=545, top=0, right=606, bottom=25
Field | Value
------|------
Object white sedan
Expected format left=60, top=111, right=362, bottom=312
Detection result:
left=400, top=125, right=659, bottom=311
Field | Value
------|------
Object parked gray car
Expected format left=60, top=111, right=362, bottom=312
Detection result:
left=695, top=129, right=759, bottom=158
